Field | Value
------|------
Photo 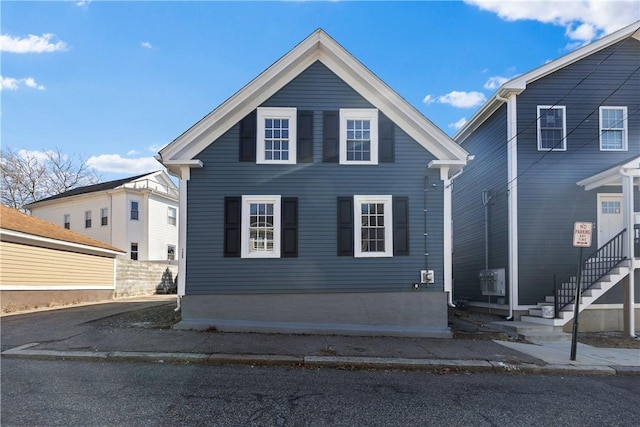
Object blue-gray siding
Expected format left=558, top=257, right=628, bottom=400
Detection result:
left=186, top=61, right=445, bottom=295
left=452, top=105, right=509, bottom=302
left=454, top=37, right=640, bottom=306
left=515, top=38, right=640, bottom=304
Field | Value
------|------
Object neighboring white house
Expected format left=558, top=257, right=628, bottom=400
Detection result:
left=27, top=171, right=179, bottom=262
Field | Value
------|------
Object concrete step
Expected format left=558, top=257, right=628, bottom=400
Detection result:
left=492, top=320, right=570, bottom=342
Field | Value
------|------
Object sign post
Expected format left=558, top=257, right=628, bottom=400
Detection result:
left=570, top=222, right=593, bottom=361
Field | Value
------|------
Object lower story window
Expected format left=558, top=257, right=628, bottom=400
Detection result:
left=131, top=243, right=139, bottom=260
left=241, top=195, right=281, bottom=258
left=167, top=245, right=176, bottom=261
left=354, top=195, right=393, bottom=258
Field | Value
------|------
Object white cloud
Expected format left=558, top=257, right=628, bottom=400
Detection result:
left=437, top=91, right=487, bottom=108
left=148, top=144, right=164, bottom=152
left=0, top=33, right=67, bottom=53
left=76, top=0, right=92, bottom=7
left=465, top=0, right=640, bottom=43
left=86, top=154, right=161, bottom=174
left=126, top=149, right=140, bottom=156
left=141, top=41, right=153, bottom=49
left=484, top=76, right=511, bottom=90
left=449, top=117, right=468, bottom=131
left=0, top=75, right=45, bottom=91
left=422, top=94, right=435, bottom=104
left=17, top=149, right=54, bottom=162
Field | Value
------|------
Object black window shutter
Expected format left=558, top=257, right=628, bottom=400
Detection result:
left=224, top=197, right=241, bottom=257
left=379, top=113, right=395, bottom=163
left=323, top=111, right=339, bottom=163
left=337, top=197, right=354, bottom=256
left=297, top=111, right=314, bottom=163
left=281, top=197, right=298, bottom=257
left=239, top=111, right=256, bottom=162
left=393, top=196, right=409, bottom=256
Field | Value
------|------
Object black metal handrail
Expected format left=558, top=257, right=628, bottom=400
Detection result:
left=554, top=229, right=627, bottom=317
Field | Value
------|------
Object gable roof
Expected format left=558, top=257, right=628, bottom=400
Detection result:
left=0, top=204, right=123, bottom=255
left=456, top=20, right=640, bottom=144
left=26, top=170, right=177, bottom=208
left=159, top=29, right=468, bottom=177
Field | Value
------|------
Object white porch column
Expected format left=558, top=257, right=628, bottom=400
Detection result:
left=506, top=93, right=519, bottom=319
left=439, top=166, right=454, bottom=306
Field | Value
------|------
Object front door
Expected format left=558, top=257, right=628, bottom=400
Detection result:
left=597, top=194, right=623, bottom=247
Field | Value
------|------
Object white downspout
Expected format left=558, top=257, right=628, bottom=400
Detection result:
left=440, top=166, right=455, bottom=307
left=620, top=169, right=636, bottom=337
left=505, top=93, right=519, bottom=320
left=176, top=166, right=191, bottom=311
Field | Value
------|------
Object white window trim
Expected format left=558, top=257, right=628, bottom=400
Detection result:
left=537, top=105, right=566, bottom=151
left=131, top=201, right=139, bottom=221
left=241, top=195, right=281, bottom=259
left=354, top=195, right=393, bottom=258
left=100, top=208, right=108, bottom=226
left=339, top=108, right=379, bottom=165
left=256, top=107, right=297, bottom=165
left=168, top=206, right=177, bottom=226
left=599, top=106, right=628, bottom=151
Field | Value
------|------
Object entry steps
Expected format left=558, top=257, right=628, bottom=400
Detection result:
left=493, top=321, right=571, bottom=342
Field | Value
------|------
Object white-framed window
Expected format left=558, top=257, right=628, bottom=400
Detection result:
left=340, top=109, right=379, bottom=165
left=130, top=201, right=139, bottom=220
left=241, top=195, right=281, bottom=258
left=537, top=106, right=566, bottom=151
left=63, top=214, right=70, bottom=229
left=167, top=207, right=177, bottom=226
left=256, top=107, right=297, bottom=164
left=167, top=245, right=176, bottom=261
left=101, top=208, right=108, bottom=226
left=354, top=195, right=393, bottom=258
left=85, top=210, right=92, bottom=228
left=599, top=106, right=627, bottom=151
left=130, top=243, right=139, bottom=260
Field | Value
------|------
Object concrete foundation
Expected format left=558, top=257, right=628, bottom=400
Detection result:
left=562, top=306, right=640, bottom=333
left=1, top=289, right=114, bottom=313
left=176, top=291, right=451, bottom=338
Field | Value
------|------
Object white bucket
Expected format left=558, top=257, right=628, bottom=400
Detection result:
left=541, top=305, right=554, bottom=319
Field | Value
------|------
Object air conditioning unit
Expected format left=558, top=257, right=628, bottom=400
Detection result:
left=479, top=268, right=506, bottom=296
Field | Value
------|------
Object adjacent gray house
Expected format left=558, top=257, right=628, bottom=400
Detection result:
left=452, top=21, right=640, bottom=335
left=159, top=29, right=469, bottom=337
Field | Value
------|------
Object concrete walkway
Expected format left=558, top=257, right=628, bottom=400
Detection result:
left=2, top=296, right=638, bottom=375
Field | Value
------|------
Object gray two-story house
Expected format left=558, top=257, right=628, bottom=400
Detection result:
left=159, top=30, right=469, bottom=337
left=453, top=21, right=640, bottom=335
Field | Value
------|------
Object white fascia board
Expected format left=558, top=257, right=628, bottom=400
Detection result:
left=161, top=160, right=203, bottom=179
left=0, top=229, right=124, bottom=257
left=160, top=29, right=468, bottom=165
left=577, top=156, right=640, bottom=190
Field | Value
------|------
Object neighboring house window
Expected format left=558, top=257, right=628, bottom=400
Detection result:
left=256, top=107, right=297, bottom=164
left=85, top=211, right=92, bottom=228
left=167, top=245, right=176, bottom=261
left=537, top=106, right=566, bottom=151
left=130, top=243, right=139, bottom=260
left=63, top=214, right=70, bottom=229
left=240, top=195, right=282, bottom=258
left=167, top=207, right=177, bottom=226
left=339, top=109, right=379, bottom=165
left=131, top=201, right=139, bottom=220
left=599, top=106, right=627, bottom=151
left=101, top=208, right=108, bottom=226
left=353, top=195, right=393, bottom=257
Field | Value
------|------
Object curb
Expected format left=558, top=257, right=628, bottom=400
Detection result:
left=3, top=345, right=638, bottom=375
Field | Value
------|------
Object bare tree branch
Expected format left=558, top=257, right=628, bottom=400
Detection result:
left=1, top=147, right=102, bottom=212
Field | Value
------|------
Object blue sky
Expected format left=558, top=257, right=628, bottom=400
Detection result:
left=2, top=0, right=639, bottom=180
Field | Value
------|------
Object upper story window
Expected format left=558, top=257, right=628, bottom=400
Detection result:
left=101, top=208, right=108, bottom=226
left=256, top=107, right=297, bottom=164
left=340, top=109, right=378, bottom=164
left=85, top=211, right=92, bottom=228
left=167, top=207, right=177, bottom=226
left=353, top=195, right=392, bottom=258
left=537, top=106, right=566, bottom=151
left=241, top=195, right=281, bottom=258
left=63, top=214, right=70, bottom=229
left=130, top=201, right=139, bottom=221
left=599, top=106, right=627, bottom=151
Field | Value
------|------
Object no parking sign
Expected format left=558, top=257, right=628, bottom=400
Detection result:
left=573, top=222, right=593, bottom=248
